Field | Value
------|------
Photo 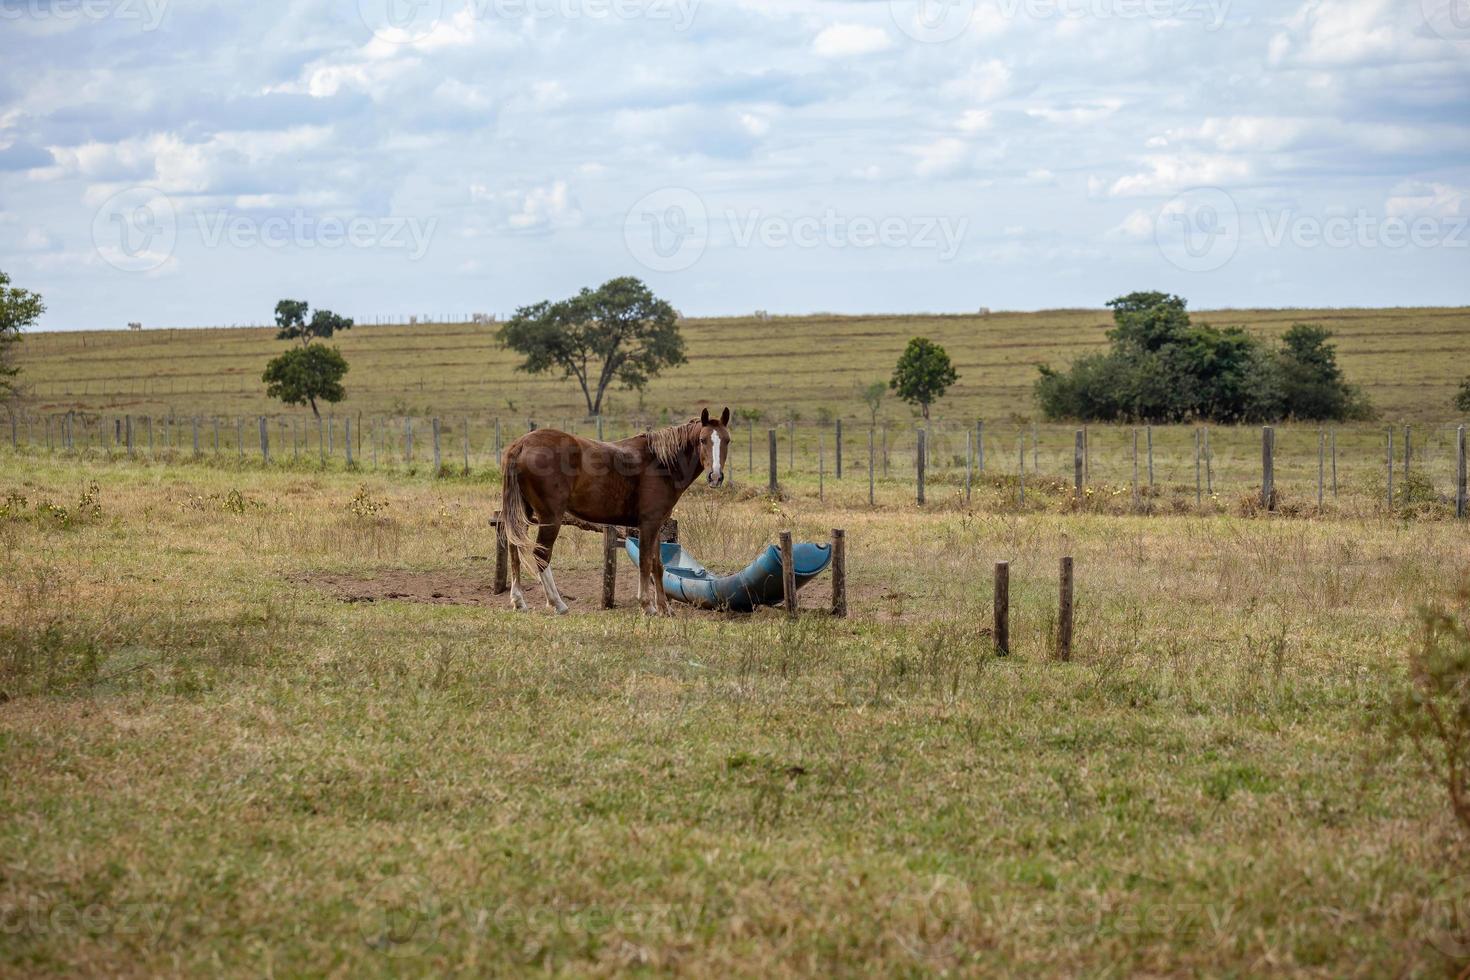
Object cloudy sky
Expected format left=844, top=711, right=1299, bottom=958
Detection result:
left=1, top=0, right=1467, bottom=329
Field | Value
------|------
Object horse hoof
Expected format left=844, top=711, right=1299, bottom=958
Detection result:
left=553, top=604, right=570, bottom=616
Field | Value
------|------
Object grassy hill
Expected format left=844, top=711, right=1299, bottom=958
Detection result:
left=14, top=306, right=1470, bottom=423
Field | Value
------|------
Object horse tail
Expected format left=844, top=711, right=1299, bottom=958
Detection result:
left=500, top=447, right=539, bottom=557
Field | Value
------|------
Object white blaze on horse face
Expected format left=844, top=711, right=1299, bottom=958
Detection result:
left=710, top=431, right=723, bottom=483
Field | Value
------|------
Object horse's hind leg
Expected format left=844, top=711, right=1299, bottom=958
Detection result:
left=508, top=545, right=529, bottom=612
left=535, top=522, right=570, bottom=616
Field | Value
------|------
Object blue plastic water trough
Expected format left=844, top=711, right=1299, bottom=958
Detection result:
left=624, top=538, right=833, bottom=612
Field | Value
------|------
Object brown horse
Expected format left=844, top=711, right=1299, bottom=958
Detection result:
left=500, top=407, right=731, bottom=616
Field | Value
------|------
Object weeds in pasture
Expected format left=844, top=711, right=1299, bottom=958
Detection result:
left=1389, top=596, right=1470, bottom=838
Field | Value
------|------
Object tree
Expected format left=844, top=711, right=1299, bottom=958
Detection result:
left=858, top=380, right=887, bottom=425
left=1, top=270, right=44, bottom=401
left=1036, top=293, right=1373, bottom=423
left=263, top=298, right=352, bottom=417
left=1456, top=379, right=1470, bottom=414
left=890, top=338, right=958, bottom=420
left=262, top=345, right=348, bottom=417
left=498, top=276, right=686, bottom=416
left=275, top=299, right=353, bottom=347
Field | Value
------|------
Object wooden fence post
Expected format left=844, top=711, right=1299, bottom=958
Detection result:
left=1458, top=426, right=1467, bottom=520
left=1073, top=429, right=1084, bottom=503
left=602, top=526, right=618, bottom=609
left=868, top=428, right=875, bottom=507
left=405, top=418, right=414, bottom=464
left=259, top=417, right=269, bottom=464
left=1058, top=556, right=1074, bottom=662
left=1386, top=426, right=1394, bottom=508
left=916, top=429, right=927, bottom=506
left=1018, top=435, right=1026, bottom=506
left=1262, top=426, right=1275, bottom=511
left=818, top=431, right=825, bottom=502
left=1131, top=427, right=1139, bottom=505
left=965, top=429, right=973, bottom=503
left=835, top=419, right=843, bottom=480
left=831, top=528, right=847, bottom=618
left=780, top=531, right=797, bottom=615
left=318, top=416, right=325, bottom=463
left=192, top=418, right=200, bottom=456
left=1323, top=429, right=1334, bottom=511
left=768, top=428, right=778, bottom=494
left=1146, top=425, right=1154, bottom=489
left=432, top=418, right=442, bottom=474
left=976, top=419, right=984, bottom=472
left=493, top=517, right=509, bottom=595
left=346, top=417, right=354, bottom=466
left=993, top=561, right=1010, bottom=657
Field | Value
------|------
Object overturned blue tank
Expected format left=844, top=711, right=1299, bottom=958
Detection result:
left=624, top=538, right=833, bottom=613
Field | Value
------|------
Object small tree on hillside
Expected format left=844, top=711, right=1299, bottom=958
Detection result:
left=1457, top=380, right=1470, bottom=414
left=890, top=338, right=958, bottom=420
left=1, top=270, right=44, bottom=402
left=263, top=300, right=353, bottom=417
left=858, top=380, right=887, bottom=425
left=498, top=277, right=686, bottom=416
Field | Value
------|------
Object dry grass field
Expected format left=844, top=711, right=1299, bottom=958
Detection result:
left=14, top=306, right=1470, bottom=422
left=3, top=444, right=1470, bottom=975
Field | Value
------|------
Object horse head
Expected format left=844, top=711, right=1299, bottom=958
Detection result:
left=698, top=407, right=731, bottom=487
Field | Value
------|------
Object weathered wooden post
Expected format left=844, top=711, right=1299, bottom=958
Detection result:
left=1323, top=426, right=1334, bottom=511
left=993, top=561, right=1010, bottom=657
left=405, top=418, right=414, bottom=465
left=317, top=416, right=325, bottom=463
left=1262, top=426, right=1275, bottom=511
left=976, top=419, right=985, bottom=472
left=259, top=417, right=269, bottom=464
left=1058, top=556, right=1074, bottom=662
left=1073, top=429, right=1084, bottom=504
left=432, top=418, right=442, bottom=474
left=916, top=428, right=927, bottom=506
left=1131, top=428, right=1139, bottom=505
left=818, top=431, right=825, bottom=502
left=345, top=418, right=354, bottom=466
left=1018, top=436, right=1026, bottom=506
left=965, top=430, right=973, bottom=503
left=1146, top=425, right=1154, bottom=489
left=1331, top=429, right=1338, bottom=497
left=831, top=528, right=847, bottom=618
left=1386, top=426, right=1395, bottom=508
left=868, top=428, right=876, bottom=507
left=780, top=531, right=797, bottom=616
left=835, top=418, right=843, bottom=480
left=602, top=526, right=618, bottom=609
left=768, top=428, right=778, bottom=494
left=1458, top=426, right=1467, bottom=520
left=492, top=516, right=509, bottom=594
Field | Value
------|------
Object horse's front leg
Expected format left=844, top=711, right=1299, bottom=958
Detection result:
left=638, top=521, right=666, bottom=617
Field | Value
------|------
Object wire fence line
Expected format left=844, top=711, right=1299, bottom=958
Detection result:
left=4, top=408, right=1468, bottom=516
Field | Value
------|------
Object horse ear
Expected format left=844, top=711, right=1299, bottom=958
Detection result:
left=720, top=407, right=731, bottom=426
left=701, top=408, right=710, bottom=425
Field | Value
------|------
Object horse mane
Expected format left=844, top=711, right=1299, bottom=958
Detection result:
left=647, top=419, right=701, bottom=467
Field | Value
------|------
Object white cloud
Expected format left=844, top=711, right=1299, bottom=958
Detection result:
left=1108, top=209, right=1155, bottom=241
left=1026, top=100, right=1122, bottom=127
left=812, top=24, right=892, bottom=58
left=957, top=110, right=993, bottom=133
left=942, top=60, right=1012, bottom=104
left=1107, top=154, right=1254, bottom=197
left=1385, top=182, right=1469, bottom=220
left=913, top=137, right=968, bottom=178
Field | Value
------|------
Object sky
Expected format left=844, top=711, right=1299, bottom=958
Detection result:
left=0, top=0, right=1467, bottom=329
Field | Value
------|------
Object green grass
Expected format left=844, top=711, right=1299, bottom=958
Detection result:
left=16, top=306, right=1470, bottom=422
left=3, top=449, right=1469, bottom=974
